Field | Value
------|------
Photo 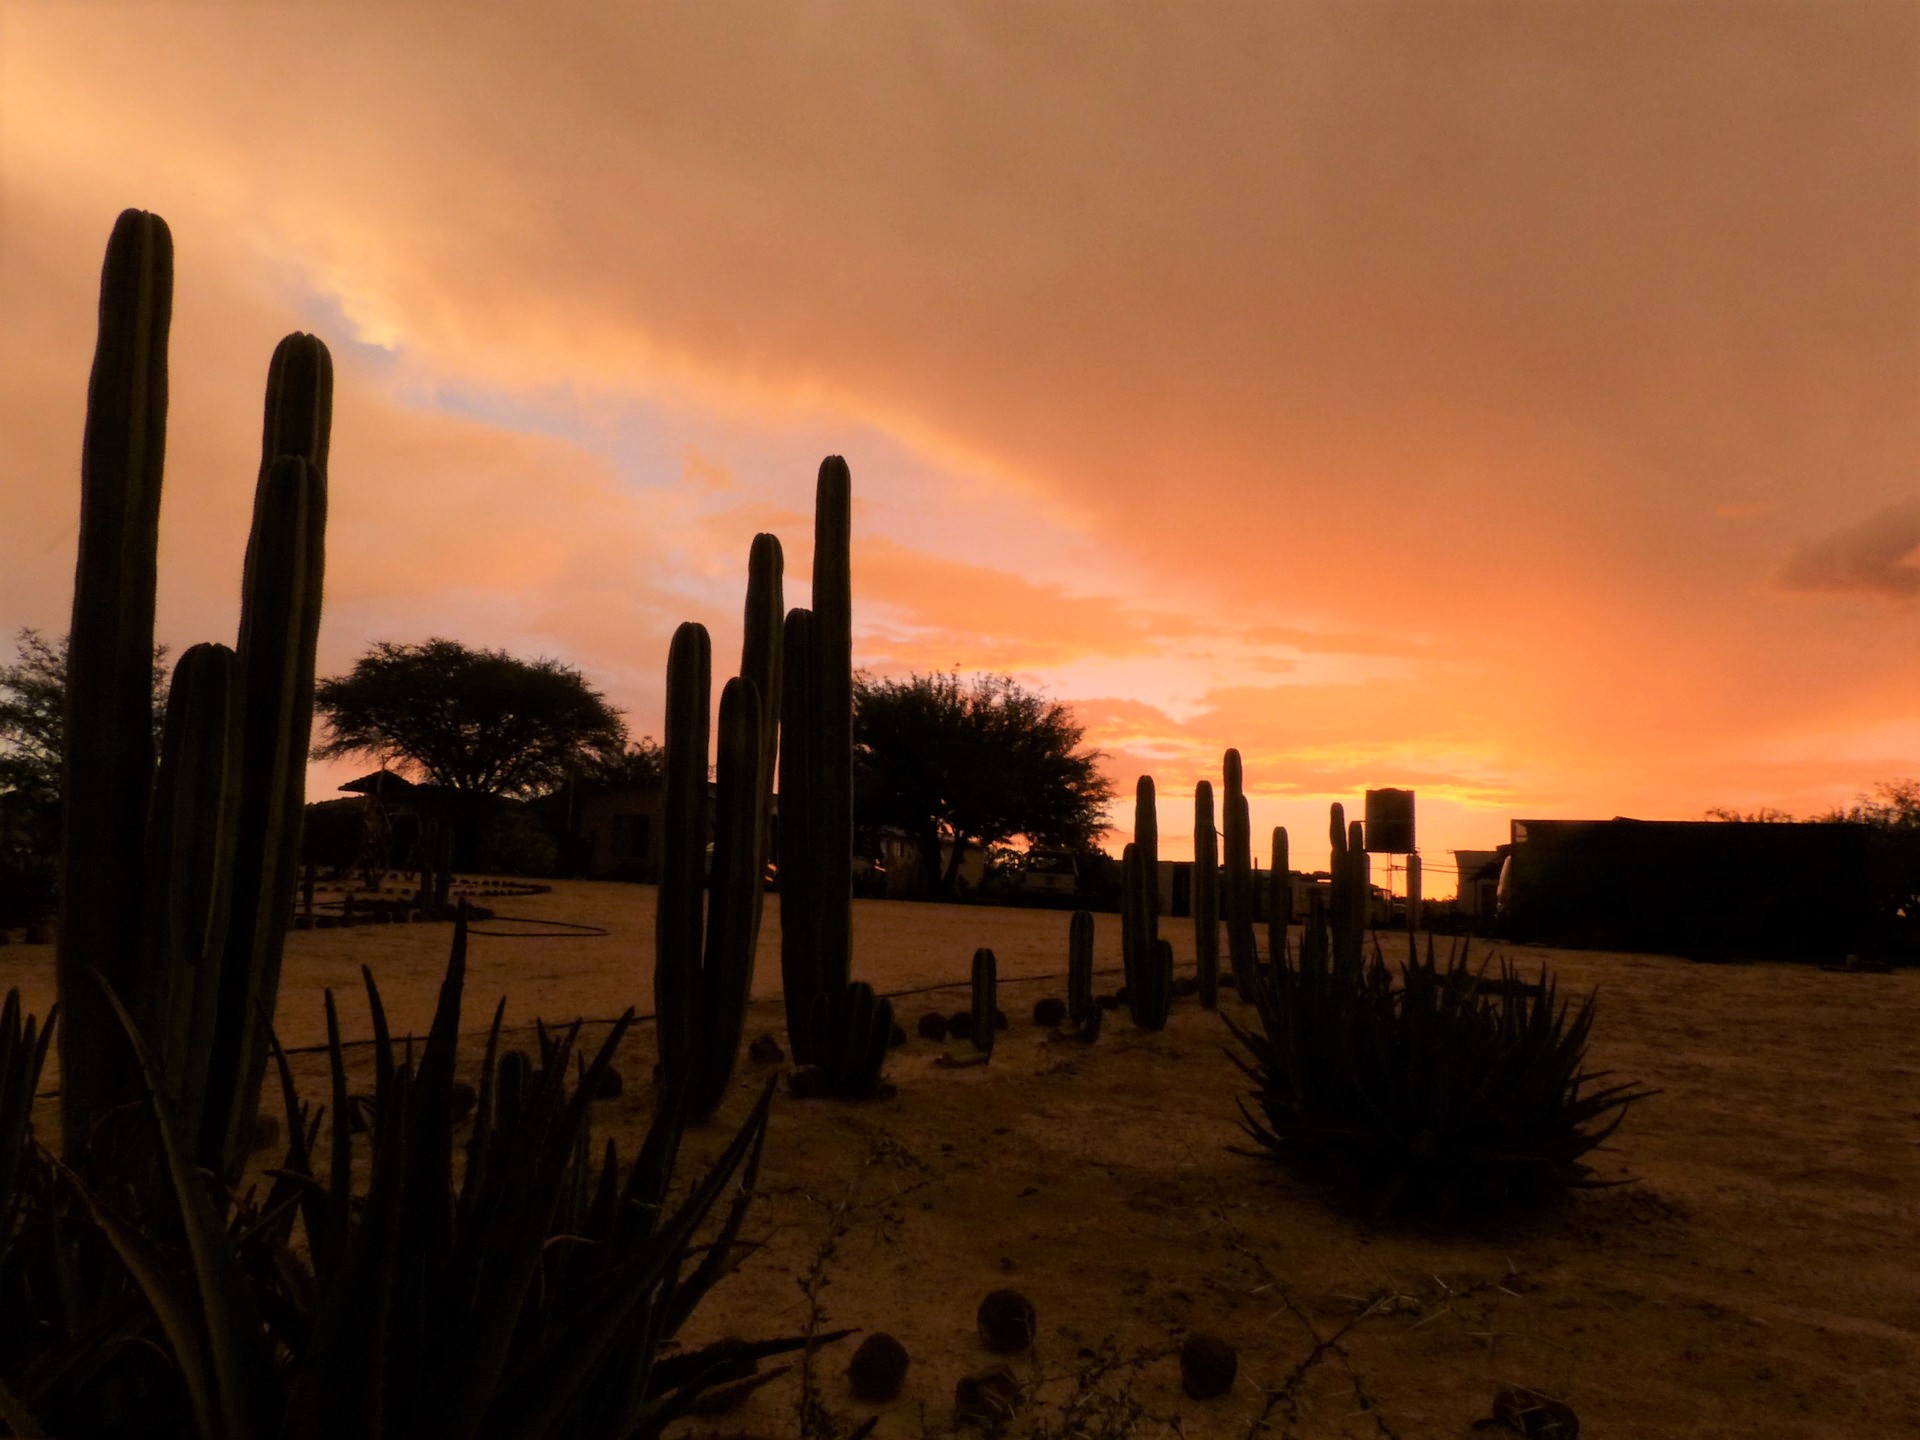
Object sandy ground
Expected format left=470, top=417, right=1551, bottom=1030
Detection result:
left=2, top=878, right=1916, bottom=1438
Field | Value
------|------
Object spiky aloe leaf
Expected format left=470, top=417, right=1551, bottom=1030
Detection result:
left=423, top=1011, right=634, bottom=1438
left=478, top=1077, right=779, bottom=1440
left=67, top=971, right=275, bottom=1440
left=0, top=990, right=56, bottom=1250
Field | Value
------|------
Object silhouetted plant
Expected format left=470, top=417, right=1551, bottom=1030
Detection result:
left=1120, top=778, right=1171, bottom=1029
left=1, top=206, right=815, bottom=1440
left=35, top=913, right=806, bottom=1439
left=1223, top=916, right=1656, bottom=1219
left=780, top=459, right=854, bottom=1064
left=799, top=981, right=893, bottom=1096
left=656, top=597, right=777, bottom=1123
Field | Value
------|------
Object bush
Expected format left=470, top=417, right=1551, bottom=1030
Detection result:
left=1222, top=933, right=1656, bottom=1219
left=472, top=801, right=560, bottom=876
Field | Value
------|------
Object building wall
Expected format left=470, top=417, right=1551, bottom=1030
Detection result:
left=1505, top=818, right=1874, bottom=959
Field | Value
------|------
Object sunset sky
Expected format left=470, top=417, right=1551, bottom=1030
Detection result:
left=3, top=3, right=1915, bottom=896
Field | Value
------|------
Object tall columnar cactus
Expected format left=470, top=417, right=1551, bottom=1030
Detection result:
left=1222, top=750, right=1258, bottom=997
left=59, top=208, right=171, bottom=1173
left=741, top=532, right=784, bottom=859
left=778, top=607, right=817, bottom=1058
left=139, top=642, right=240, bottom=1134
left=1192, top=782, right=1220, bottom=1009
left=1265, top=825, right=1291, bottom=971
left=1350, top=819, right=1370, bottom=945
left=812, top=457, right=854, bottom=1001
left=1405, top=851, right=1423, bottom=961
left=1122, top=778, right=1171, bottom=1029
left=60, top=211, right=332, bottom=1186
left=970, top=947, right=997, bottom=1057
left=777, top=457, right=854, bottom=1066
left=654, top=621, right=771, bottom=1121
left=1067, top=909, right=1095, bottom=1026
left=205, top=333, right=330, bottom=1176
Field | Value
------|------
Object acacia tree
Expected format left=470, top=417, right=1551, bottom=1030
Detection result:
left=852, top=670, right=1114, bottom=897
left=312, top=638, right=628, bottom=797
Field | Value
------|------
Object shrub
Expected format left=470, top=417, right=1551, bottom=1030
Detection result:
left=1222, top=932, right=1656, bottom=1219
left=0, top=915, right=814, bottom=1438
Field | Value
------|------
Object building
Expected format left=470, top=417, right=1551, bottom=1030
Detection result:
left=1502, top=818, right=1876, bottom=960
left=1452, top=848, right=1504, bottom=920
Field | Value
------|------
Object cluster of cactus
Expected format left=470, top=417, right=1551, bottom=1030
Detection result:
left=31, top=914, right=804, bottom=1436
left=778, top=459, right=855, bottom=1066
left=57, top=209, right=329, bottom=1191
left=1327, top=802, right=1371, bottom=970
left=1120, top=778, right=1172, bottom=1028
left=1224, top=922, right=1656, bottom=1217
left=654, top=533, right=782, bottom=1122
left=1, top=209, right=816, bottom=1438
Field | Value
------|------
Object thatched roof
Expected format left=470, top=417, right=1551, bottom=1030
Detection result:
left=338, top=769, right=417, bottom=798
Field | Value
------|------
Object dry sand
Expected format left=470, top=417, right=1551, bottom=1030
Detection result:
left=3, top=878, right=1915, bottom=1437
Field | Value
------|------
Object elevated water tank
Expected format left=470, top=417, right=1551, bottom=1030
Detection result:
left=1364, top=788, right=1415, bottom=854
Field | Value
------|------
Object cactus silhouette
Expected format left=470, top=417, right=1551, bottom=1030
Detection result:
left=1265, top=825, right=1291, bottom=970
left=1067, top=909, right=1095, bottom=1025
left=1122, top=778, right=1171, bottom=1028
left=59, top=210, right=330, bottom=1186
left=970, top=947, right=998, bottom=1057
left=778, top=458, right=854, bottom=1065
left=1193, top=782, right=1220, bottom=1009
left=1222, top=750, right=1258, bottom=997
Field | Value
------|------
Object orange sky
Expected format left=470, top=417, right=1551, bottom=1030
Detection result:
left=4, top=3, right=1916, bottom=896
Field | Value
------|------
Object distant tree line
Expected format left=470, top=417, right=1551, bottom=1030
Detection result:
left=5, top=629, right=1116, bottom=911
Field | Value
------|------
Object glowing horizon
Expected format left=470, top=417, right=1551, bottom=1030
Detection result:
left=4, top=4, right=1916, bottom=896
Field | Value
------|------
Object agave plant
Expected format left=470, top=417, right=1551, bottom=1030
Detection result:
left=31, top=912, right=821, bottom=1440
left=1222, top=927, right=1657, bottom=1219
